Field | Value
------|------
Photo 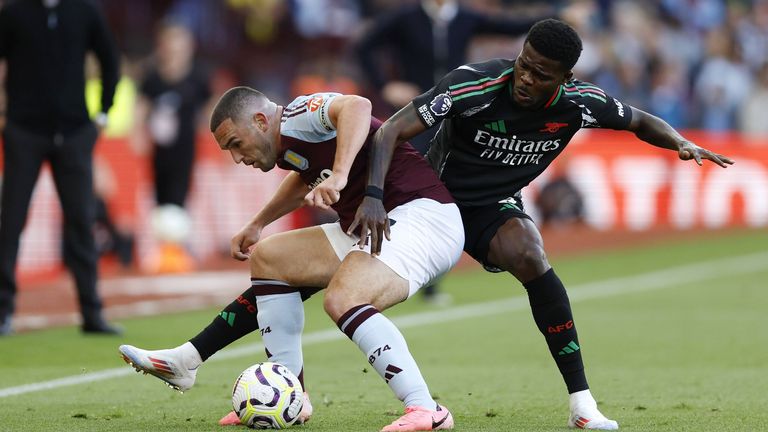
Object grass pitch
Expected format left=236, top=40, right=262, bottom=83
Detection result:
left=1, top=229, right=767, bottom=431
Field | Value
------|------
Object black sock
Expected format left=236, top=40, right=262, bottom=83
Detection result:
left=524, top=268, right=588, bottom=393
left=189, top=284, right=261, bottom=361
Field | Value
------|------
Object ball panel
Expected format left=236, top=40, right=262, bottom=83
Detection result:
left=231, top=362, right=304, bottom=429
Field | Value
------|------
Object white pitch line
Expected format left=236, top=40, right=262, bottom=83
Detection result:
left=1, top=250, right=766, bottom=399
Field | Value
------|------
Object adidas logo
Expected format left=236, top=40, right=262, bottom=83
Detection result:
left=558, top=341, right=580, bottom=355
left=484, top=120, right=506, bottom=133
left=499, top=203, right=520, bottom=212
left=384, top=364, right=403, bottom=383
left=220, top=311, right=236, bottom=327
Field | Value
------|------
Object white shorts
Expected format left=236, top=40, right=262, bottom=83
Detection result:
left=321, top=198, right=464, bottom=298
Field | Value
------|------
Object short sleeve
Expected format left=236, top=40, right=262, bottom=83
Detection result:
left=281, top=92, right=342, bottom=143
left=568, top=82, right=633, bottom=130
left=411, top=64, right=513, bottom=129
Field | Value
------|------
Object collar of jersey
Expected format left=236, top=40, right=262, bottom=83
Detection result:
left=543, top=85, right=563, bottom=109
left=506, top=81, right=563, bottom=110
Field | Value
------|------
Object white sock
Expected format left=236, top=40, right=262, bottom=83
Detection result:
left=338, top=304, right=435, bottom=409
left=255, top=292, right=305, bottom=378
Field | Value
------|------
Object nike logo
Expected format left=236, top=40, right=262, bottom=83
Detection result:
left=432, top=411, right=450, bottom=429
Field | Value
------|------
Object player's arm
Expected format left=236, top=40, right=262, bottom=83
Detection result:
left=304, top=95, right=372, bottom=209
left=626, top=106, right=734, bottom=168
left=231, top=172, right=308, bottom=261
left=347, top=103, right=427, bottom=255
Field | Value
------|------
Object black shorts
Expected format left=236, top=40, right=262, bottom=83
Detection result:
left=459, top=192, right=532, bottom=272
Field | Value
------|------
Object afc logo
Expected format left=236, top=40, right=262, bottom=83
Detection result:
left=547, top=320, right=574, bottom=333
left=307, top=95, right=324, bottom=112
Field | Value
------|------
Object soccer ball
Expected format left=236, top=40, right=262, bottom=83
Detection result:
left=150, top=204, right=191, bottom=244
left=231, top=362, right=304, bottom=429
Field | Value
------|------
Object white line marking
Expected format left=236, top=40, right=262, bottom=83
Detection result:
left=1, top=251, right=766, bottom=399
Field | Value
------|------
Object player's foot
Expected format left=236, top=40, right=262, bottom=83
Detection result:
left=381, top=405, right=454, bottom=431
left=219, top=391, right=313, bottom=426
left=568, top=390, right=618, bottom=430
left=297, top=391, right=313, bottom=424
left=218, top=411, right=241, bottom=426
left=119, top=342, right=201, bottom=392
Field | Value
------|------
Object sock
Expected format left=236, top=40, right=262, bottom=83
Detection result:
left=524, top=268, right=588, bottom=393
left=337, top=304, right=435, bottom=409
left=189, top=283, right=261, bottom=361
left=254, top=283, right=305, bottom=388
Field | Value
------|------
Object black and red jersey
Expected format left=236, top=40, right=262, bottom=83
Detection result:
left=412, top=58, right=633, bottom=206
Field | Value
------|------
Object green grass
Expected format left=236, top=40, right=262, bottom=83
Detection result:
left=1, top=230, right=767, bottom=431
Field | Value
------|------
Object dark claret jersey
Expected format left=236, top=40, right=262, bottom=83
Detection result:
left=276, top=93, right=453, bottom=231
left=412, top=58, right=633, bottom=207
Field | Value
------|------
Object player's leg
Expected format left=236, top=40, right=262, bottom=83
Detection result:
left=485, top=217, right=617, bottom=430
left=120, top=226, right=339, bottom=393
left=244, top=225, right=338, bottom=388
left=324, top=199, right=462, bottom=431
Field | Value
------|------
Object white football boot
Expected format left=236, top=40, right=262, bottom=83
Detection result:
left=568, top=390, right=619, bottom=430
left=119, top=342, right=201, bottom=392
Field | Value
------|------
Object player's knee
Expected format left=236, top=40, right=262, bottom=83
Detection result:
left=322, top=286, right=356, bottom=322
left=501, top=242, right=549, bottom=279
left=248, top=242, right=281, bottom=280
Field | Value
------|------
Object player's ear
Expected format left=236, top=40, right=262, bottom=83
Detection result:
left=253, top=112, right=268, bottom=132
left=563, top=70, right=573, bottom=84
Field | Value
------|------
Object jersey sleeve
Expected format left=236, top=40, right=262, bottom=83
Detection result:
left=412, top=64, right=511, bottom=129
left=570, top=82, right=633, bottom=130
left=281, top=92, right=341, bottom=143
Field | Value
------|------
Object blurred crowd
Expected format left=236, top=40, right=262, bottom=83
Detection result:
left=1, top=0, right=766, bottom=274
left=95, top=0, right=768, bottom=136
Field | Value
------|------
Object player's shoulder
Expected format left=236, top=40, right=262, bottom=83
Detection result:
left=442, top=58, right=514, bottom=111
left=560, top=79, right=611, bottom=105
left=284, top=93, right=340, bottom=113
left=281, top=93, right=340, bottom=141
left=450, top=58, right=516, bottom=83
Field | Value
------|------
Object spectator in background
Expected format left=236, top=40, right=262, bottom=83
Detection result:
left=85, top=55, right=138, bottom=268
left=355, top=0, right=541, bottom=304
left=132, top=20, right=211, bottom=273
left=0, top=0, right=121, bottom=335
left=535, top=162, right=585, bottom=229
left=693, top=27, right=751, bottom=131
left=356, top=0, right=541, bottom=113
left=739, top=62, right=768, bottom=137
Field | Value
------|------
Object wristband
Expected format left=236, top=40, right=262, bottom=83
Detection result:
left=365, top=185, right=384, bottom=200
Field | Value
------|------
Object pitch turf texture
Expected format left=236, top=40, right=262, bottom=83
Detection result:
left=1, top=230, right=767, bottom=431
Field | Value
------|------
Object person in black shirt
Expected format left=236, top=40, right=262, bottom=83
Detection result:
left=0, top=0, right=121, bottom=335
left=352, top=19, right=733, bottom=430
left=355, top=0, right=542, bottom=305
left=133, top=21, right=211, bottom=272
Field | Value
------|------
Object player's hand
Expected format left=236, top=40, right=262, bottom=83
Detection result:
left=230, top=222, right=263, bottom=261
left=678, top=141, right=734, bottom=168
left=347, top=196, right=390, bottom=256
left=304, top=174, right=347, bottom=209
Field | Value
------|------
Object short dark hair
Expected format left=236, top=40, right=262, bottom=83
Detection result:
left=209, top=86, right=267, bottom=132
left=524, top=19, right=583, bottom=71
